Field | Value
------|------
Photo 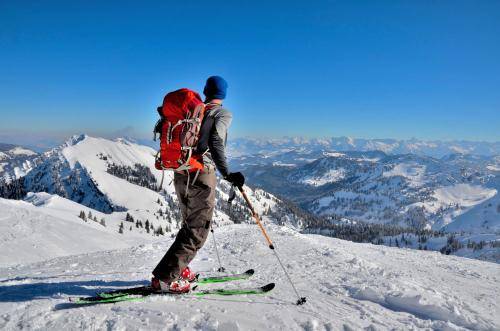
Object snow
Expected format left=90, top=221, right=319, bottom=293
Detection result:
left=299, top=168, right=346, bottom=186
left=380, top=233, right=500, bottom=262
left=314, top=190, right=393, bottom=218
left=229, top=136, right=500, bottom=159
left=434, top=184, right=497, bottom=208
left=383, top=162, right=427, bottom=187
left=450, top=146, right=470, bottom=154
left=0, top=195, right=148, bottom=266
left=346, top=136, right=355, bottom=146
left=0, top=223, right=498, bottom=330
left=272, top=161, right=297, bottom=167
left=323, top=152, right=345, bottom=157
left=317, top=196, right=335, bottom=208
left=13, top=166, right=26, bottom=178
left=487, top=165, right=500, bottom=171
left=59, top=135, right=175, bottom=213
left=8, top=146, right=37, bottom=156
left=354, top=156, right=381, bottom=163
left=410, top=184, right=498, bottom=230
left=443, top=190, right=500, bottom=233
left=316, top=191, right=365, bottom=209
left=0, top=146, right=38, bottom=183
left=365, top=140, right=399, bottom=153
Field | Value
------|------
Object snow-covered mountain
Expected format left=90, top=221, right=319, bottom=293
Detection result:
left=0, top=143, right=39, bottom=183
left=228, top=136, right=500, bottom=158
left=0, top=135, right=307, bottom=262
left=234, top=150, right=500, bottom=233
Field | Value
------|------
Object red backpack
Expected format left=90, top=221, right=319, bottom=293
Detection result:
left=154, top=89, right=206, bottom=174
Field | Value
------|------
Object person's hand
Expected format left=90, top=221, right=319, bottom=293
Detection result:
left=225, top=172, right=245, bottom=188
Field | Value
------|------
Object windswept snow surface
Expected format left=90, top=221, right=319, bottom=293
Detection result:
left=0, top=195, right=150, bottom=266
left=0, top=224, right=498, bottom=330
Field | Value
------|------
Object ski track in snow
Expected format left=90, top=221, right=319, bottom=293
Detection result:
left=0, top=224, right=498, bottom=331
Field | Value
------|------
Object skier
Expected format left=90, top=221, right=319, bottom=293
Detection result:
left=151, top=76, right=245, bottom=293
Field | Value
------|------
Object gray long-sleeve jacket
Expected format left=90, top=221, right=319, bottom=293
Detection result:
left=196, top=104, right=232, bottom=177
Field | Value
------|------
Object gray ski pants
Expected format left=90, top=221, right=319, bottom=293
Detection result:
left=152, top=166, right=217, bottom=282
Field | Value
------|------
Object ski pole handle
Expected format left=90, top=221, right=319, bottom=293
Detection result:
left=238, top=187, right=275, bottom=249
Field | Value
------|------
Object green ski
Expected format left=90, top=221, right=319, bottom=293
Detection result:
left=69, top=282, right=275, bottom=305
left=95, top=269, right=254, bottom=299
left=196, top=268, right=254, bottom=284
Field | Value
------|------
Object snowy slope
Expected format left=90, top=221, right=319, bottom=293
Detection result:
left=0, top=224, right=498, bottom=330
left=416, top=184, right=497, bottom=229
left=0, top=194, right=152, bottom=266
left=443, top=183, right=500, bottom=233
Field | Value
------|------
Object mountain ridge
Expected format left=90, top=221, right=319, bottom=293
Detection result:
left=227, top=136, right=500, bottom=158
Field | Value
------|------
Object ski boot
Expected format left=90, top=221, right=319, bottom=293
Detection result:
left=151, top=277, right=191, bottom=294
left=180, top=266, right=197, bottom=282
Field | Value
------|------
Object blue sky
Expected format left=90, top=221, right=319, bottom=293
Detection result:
left=1, top=0, right=499, bottom=146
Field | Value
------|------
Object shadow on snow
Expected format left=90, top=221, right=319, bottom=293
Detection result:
left=0, top=279, right=148, bottom=303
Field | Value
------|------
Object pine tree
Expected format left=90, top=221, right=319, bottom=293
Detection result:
left=100, top=218, right=106, bottom=227
left=118, top=222, right=124, bottom=234
left=79, top=210, right=87, bottom=221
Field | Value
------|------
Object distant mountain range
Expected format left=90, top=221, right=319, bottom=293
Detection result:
left=226, top=136, right=500, bottom=158
left=229, top=149, right=500, bottom=233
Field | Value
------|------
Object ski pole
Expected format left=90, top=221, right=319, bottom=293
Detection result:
left=210, top=223, right=225, bottom=272
left=238, top=186, right=307, bottom=306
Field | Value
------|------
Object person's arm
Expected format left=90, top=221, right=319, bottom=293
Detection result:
left=208, top=110, right=232, bottom=177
